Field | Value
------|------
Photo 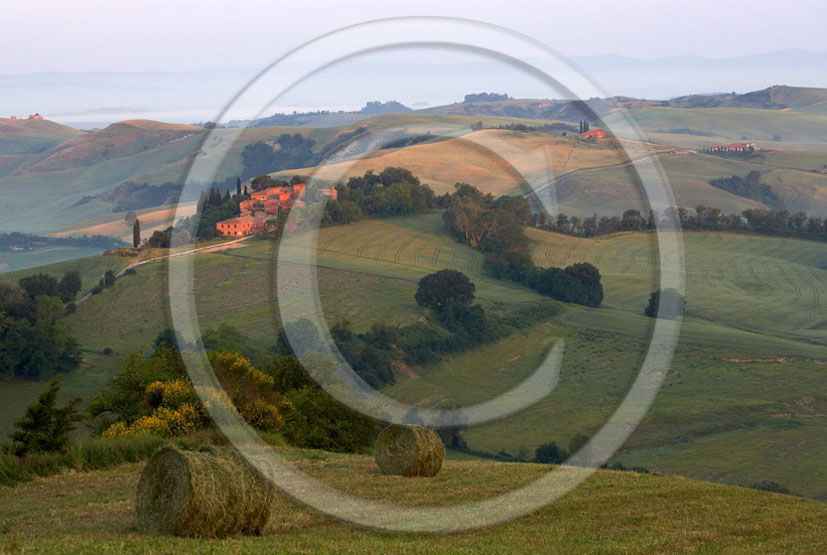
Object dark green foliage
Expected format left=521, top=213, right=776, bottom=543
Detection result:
left=6, top=377, right=82, bottom=457
left=279, top=386, right=379, bottom=453
left=275, top=318, right=323, bottom=358
left=58, top=271, right=82, bottom=303
left=748, top=480, right=790, bottom=494
left=102, top=347, right=114, bottom=355
left=602, top=462, right=651, bottom=473
left=709, top=172, right=781, bottom=208
left=133, top=218, right=141, bottom=248
left=79, top=180, right=182, bottom=212
left=102, top=270, right=116, bottom=288
left=534, top=442, right=568, bottom=464
left=645, top=288, right=685, bottom=319
left=415, top=269, right=476, bottom=314
left=90, top=284, right=103, bottom=295
left=241, top=134, right=317, bottom=180
left=147, top=227, right=172, bottom=248
left=322, top=168, right=434, bottom=225
left=86, top=347, right=186, bottom=433
left=19, top=273, right=59, bottom=300
left=152, top=328, right=179, bottom=353
left=0, top=295, right=82, bottom=378
left=266, top=356, right=316, bottom=391
left=0, top=434, right=218, bottom=486
left=441, top=183, right=603, bottom=308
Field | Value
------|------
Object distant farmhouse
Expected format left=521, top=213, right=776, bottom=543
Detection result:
left=705, top=142, right=756, bottom=153
left=578, top=120, right=605, bottom=139
left=215, top=181, right=337, bottom=237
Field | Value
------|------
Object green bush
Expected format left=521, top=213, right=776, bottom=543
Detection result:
left=0, top=433, right=221, bottom=486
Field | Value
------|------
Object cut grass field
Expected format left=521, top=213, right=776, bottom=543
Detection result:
left=551, top=149, right=827, bottom=218
left=2, top=448, right=827, bottom=553
left=1, top=214, right=825, bottom=497
left=611, top=106, right=827, bottom=143
left=274, top=128, right=669, bottom=196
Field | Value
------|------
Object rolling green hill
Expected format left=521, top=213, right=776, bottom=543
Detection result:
left=0, top=117, right=83, bottom=157
left=2, top=213, right=824, bottom=498
left=608, top=106, right=827, bottom=143
left=4, top=450, right=827, bottom=553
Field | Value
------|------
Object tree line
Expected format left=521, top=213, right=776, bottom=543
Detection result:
left=274, top=269, right=557, bottom=389
left=533, top=205, right=827, bottom=242
left=440, top=183, right=604, bottom=307
left=0, top=233, right=124, bottom=252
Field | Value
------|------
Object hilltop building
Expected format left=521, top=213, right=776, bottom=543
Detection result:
left=28, top=113, right=43, bottom=120
left=580, top=129, right=606, bottom=139
left=215, top=181, right=336, bottom=236
left=706, top=142, right=756, bottom=153
left=215, top=214, right=267, bottom=237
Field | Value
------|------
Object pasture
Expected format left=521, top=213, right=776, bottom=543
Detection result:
left=3, top=450, right=827, bottom=553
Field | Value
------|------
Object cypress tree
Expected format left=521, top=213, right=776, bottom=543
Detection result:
left=236, top=177, right=242, bottom=197
left=133, top=218, right=141, bottom=248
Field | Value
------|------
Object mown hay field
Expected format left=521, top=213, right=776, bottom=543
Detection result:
left=3, top=448, right=827, bottom=553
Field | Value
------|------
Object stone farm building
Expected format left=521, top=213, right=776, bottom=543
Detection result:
left=580, top=129, right=606, bottom=139
left=215, top=214, right=267, bottom=237
left=215, top=181, right=337, bottom=237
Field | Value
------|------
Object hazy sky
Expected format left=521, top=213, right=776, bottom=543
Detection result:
left=4, top=0, right=827, bottom=73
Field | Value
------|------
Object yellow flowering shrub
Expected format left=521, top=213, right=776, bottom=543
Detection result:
left=144, top=379, right=196, bottom=410
left=102, top=351, right=285, bottom=438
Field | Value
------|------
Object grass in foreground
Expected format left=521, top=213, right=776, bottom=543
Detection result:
left=1, top=449, right=826, bottom=553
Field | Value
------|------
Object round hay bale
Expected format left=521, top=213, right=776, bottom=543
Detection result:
left=375, top=424, right=445, bottom=477
left=136, top=445, right=276, bottom=537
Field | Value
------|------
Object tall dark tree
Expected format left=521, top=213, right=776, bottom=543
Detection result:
left=236, top=177, right=242, bottom=197
left=133, top=217, right=141, bottom=248
left=18, top=273, right=59, bottom=300
left=644, top=288, right=685, bottom=319
left=7, top=377, right=82, bottom=457
left=415, top=270, right=476, bottom=314
left=58, top=271, right=82, bottom=303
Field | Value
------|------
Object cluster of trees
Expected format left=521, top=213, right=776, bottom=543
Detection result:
left=497, top=122, right=578, bottom=134
left=441, top=183, right=603, bottom=307
left=321, top=167, right=435, bottom=225
left=531, top=208, right=656, bottom=237
left=464, top=92, right=511, bottom=102
left=241, top=134, right=317, bottom=180
left=709, top=171, right=781, bottom=208
left=177, top=185, right=243, bottom=241
left=0, top=272, right=82, bottom=378
left=0, top=233, right=124, bottom=252
left=86, top=333, right=379, bottom=454
left=275, top=270, right=556, bottom=389
left=98, top=181, right=182, bottom=212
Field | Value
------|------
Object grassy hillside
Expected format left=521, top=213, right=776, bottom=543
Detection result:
left=548, top=150, right=827, bottom=217
left=3, top=450, right=827, bottom=553
left=0, top=118, right=83, bottom=157
left=610, top=107, right=827, bottom=143
left=2, top=211, right=825, bottom=497
left=275, top=129, right=670, bottom=196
